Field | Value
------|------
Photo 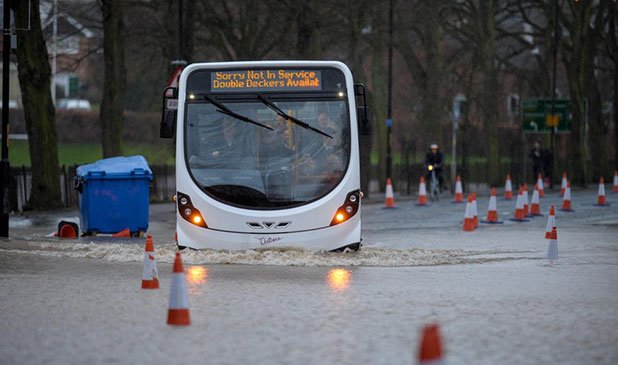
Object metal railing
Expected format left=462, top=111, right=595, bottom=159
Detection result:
left=10, top=164, right=176, bottom=212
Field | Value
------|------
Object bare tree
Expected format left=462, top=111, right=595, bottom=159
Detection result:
left=444, top=0, right=510, bottom=186
left=607, top=2, right=618, bottom=170
left=193, top=0, right=290, bottom=60
left=397, top=0, right=450, bottom=149
left=559, top=1, right=608, bottom=184
left=11, top=0, right=62, bottom=209
left=99, top=0, right=126, bottom=157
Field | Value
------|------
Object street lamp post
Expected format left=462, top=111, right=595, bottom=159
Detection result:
left=386, top=0, right=393, bottom=182
left=1, top=0, right=11, bottom=237
left=549, top=0, right=559, bottom=187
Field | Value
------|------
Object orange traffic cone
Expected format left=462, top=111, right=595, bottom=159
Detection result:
left=545, top=205, right=556, bottom=239
left=509, top=187, right=529, bottom=222
left=560, top=172, right=568, bottom=196
left=113, top=228, right=131, bottom=238
left=453, top=175, right=464, bottom=203
left=417, top=176, right=428, bottom=206
left=472, top=192, right=479, bottom=228
left=546, top=226, right=558, bottom=260
left=560, top=181, right=574, bottom=212
left=141, top=235, right=159, bottom=289
left=383, top=178, right=396, bottom=209
left=594, top=177, right=608, bottom=206
left=613, top=170, right=618, bottom=192
left=167, top=252, right=190, bottom=326
left=504, top=174, right=513, bottom=200
left=418, top=324, right=444, bottom=365
left=481, top=187, right=503, bottom=224
left=522, top=184, right=530, bottom=217
left=58, top=221, right=79, bottom=239
left=462, top=194, right=475, bottom=231
left=529, top=184, right=542, bottom=216
left=537, top=174, right=545, bottom=198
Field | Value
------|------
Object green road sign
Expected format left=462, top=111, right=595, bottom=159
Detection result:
left=522, top=98, right=576, bottom=132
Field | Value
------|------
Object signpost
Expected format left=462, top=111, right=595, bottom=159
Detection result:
left=521, top=98, right=587, bottom=184
left=522, top=98, right=577, bottom=133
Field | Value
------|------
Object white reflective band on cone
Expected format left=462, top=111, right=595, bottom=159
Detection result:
left=516, top=193, right=524, bottom=209
left=545, top=215, right=555, bottom=234
left=169, top=273, right=189, bottom=309
left=488, top=195, right=497, bottom=211
left=142, top=252, right=155, bottom=280
left=546, top=239, right=558, bottom=260
left=563, top=187, right=571, bottom=201
left=385, top=183, right=394, bottom=198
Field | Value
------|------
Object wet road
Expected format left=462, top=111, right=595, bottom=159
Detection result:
left=1, top=187, right=617, bottom=364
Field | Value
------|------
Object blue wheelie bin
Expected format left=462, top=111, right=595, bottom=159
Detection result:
left=75, top=155, right=153, bottom=235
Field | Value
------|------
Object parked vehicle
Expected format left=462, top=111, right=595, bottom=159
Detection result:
left=56, top=98, right=92, bottom=111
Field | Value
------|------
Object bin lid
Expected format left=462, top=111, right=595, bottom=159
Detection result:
left=76, top=155, right=153, bottom=181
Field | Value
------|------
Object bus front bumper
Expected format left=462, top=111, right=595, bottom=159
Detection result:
left=177, top=215, right=361, bottom=251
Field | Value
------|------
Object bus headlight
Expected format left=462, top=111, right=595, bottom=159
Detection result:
left=177, top=192, right=207, bottom=228
left=330, top=190, right=361, bottom=226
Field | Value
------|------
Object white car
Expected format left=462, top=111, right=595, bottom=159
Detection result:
left=57, top=99, right=92, bottom=111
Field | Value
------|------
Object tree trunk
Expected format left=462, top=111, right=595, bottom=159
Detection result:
left=565, top=63, right=587, bottom=185
left=295, top=2, right=321, bottom=59
left=421, top=5, right=446, bottom=148
left=561, top=3, right=600, bottom=186
left=11, top=0, right=62, bottom=209
left=586, top=59, right=607, bottom=181
left=615, top=55, right=618, bottom=171
left=100, top=0, right=126, bottom=158
left=344, top=0, right=373, bottom=197
left=183, top=0, right=195, bottom=62
left=370, top=43, right=388, bottom=191
left=479, top=0, right=501, bottom=186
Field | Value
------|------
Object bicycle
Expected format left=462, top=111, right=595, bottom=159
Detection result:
left=427, top=164, right=440, bottom=201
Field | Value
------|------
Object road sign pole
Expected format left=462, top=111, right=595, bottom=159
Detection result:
left=549, top=0, right=559, bottom=186
left=1, top=0, right=11, bottom=237
left=385, top=0, right=393, bottom=182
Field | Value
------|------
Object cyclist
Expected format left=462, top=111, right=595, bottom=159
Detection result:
left=424, top=143, right=444, bottom=192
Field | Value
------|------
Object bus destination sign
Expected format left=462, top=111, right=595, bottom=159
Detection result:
left=211, top=69, right=322, bottom=92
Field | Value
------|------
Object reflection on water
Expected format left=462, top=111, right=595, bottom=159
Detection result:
left=327, top=268, right=351, bottom=292
left=187, top=265, right=208, bottom=287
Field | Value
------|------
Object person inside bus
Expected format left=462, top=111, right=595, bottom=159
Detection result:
left=317, top=112, right=336, bottom=130
left=191, top=117, right=253, bottom=169
left=297, top=126, right=343, bottom=177
left=424, top=143, right=444, bottom=192
left=260, top=114, right=294, bottom=165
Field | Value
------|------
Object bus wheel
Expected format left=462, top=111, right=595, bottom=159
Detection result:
left=331, top=242, right=361, bottom=253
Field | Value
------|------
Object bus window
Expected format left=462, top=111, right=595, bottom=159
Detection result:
left=185, top=99, right=350, bottom=208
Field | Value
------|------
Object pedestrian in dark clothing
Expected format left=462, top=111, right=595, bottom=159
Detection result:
left=543, top=148, right=553, bottom=188
left=529, top=141, right=544, bottom=182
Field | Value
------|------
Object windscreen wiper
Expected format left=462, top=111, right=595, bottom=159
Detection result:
left=202, top=94, right=273, bottom=131
left=256, top=94, right=332, bottom=139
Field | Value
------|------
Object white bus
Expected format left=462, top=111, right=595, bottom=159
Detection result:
left=161, top=61, right=370, bottom=251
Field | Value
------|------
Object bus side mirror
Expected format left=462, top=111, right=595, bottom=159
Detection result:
left=357, top=106, right=372, bottom=136
left=354, top=83, right=372, bottom=136
left=160, top=87, right=178, bottom=138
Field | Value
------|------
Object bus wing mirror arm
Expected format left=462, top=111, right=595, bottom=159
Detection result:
left=160, top=87, right=178, bottom=138
left=354, top=83, right=372, bottom=136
